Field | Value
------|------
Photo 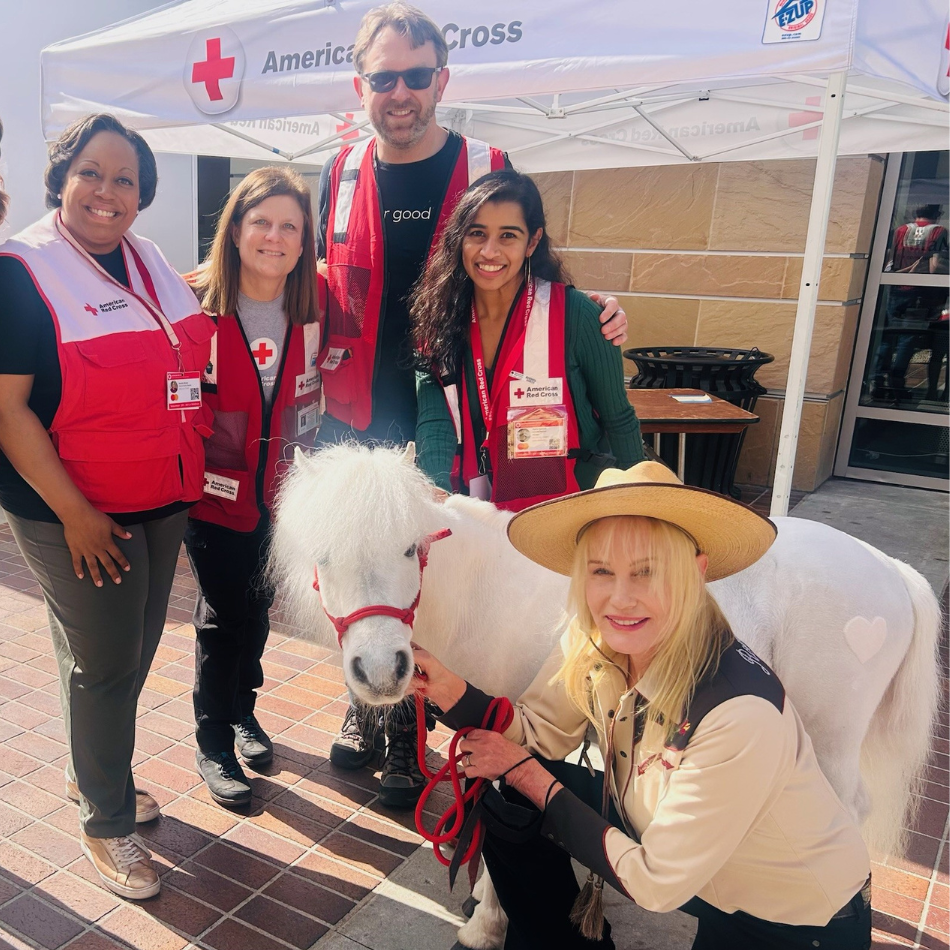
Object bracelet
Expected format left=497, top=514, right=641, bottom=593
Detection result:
left=498, top=754, right=534, bottom=781
left=543, top=778, right=561, bottom=812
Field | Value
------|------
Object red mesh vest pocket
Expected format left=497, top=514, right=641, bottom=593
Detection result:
left=327, top=263, right=372, bottom=339
left=488, top=424, right=567, bottom=508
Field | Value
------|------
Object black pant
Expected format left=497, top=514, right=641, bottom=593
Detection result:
left=185, top=517, right=275, bottom=754
left=481, top=759, right=617, bottom=950
left=681, top=895, right=871, bottom=950
left=481, top=759, right=871, bottom=950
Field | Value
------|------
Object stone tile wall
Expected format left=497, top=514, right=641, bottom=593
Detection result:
left=534, top=156, right=885, bottom=491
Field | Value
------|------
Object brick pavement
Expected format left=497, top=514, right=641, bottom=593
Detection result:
left=0, top=516, right=946, bottom=950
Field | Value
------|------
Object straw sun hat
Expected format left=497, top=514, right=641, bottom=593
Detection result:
left=507, top=461, right=776, bottom=582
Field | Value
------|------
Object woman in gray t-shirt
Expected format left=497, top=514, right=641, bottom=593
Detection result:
left=186, top=166, right=322, bottom=808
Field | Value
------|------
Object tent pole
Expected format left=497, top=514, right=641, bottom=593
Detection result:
left=770, top=70, right=848, bottom=518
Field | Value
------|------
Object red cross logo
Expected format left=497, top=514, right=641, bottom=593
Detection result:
left=514, top=388, right=525, bottom=399
left=83, top=303, right=98, bottom=316
left=335, top=113, right=360, bottom=143
left=789, top=96, right=821, bottom=140
left=251, top=341, right=274, bottom=365
left=298, top=378, right=307, bottom=392
left=192, top=38, right=235, bottom=102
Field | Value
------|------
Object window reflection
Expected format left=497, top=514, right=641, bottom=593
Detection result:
left=886, top=151, right=949, bottom=263
left=862, top=287, right=948, bottom=410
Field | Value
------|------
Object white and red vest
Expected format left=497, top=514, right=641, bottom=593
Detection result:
left=440, top=279, right=581, bottom=512
left=190, top=312, right=322, bottom=533
left=322, top=135, right=506, bottom=430
left=0, top=212, right=215, bottom=513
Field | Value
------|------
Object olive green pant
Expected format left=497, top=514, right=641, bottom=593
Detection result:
left=5, top=510, right=187, bottom=838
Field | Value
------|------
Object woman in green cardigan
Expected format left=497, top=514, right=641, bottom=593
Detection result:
left=411, top=170, right=643, bottom=511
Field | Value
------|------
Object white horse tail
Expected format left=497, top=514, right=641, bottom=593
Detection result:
left=860, top=557, right=942, bottom=860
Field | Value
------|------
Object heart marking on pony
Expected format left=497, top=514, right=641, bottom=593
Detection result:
left=843, top=616, right=888, bottom=664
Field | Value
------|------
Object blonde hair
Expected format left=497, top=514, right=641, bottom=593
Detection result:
left=194, top=166, right=319, bottom=325
left=556, top=516, right=733, bottom=746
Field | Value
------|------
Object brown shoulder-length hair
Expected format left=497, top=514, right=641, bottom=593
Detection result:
left=410, top=169, right=570, bottom=375
left=194, top=166, right=319, bottom=325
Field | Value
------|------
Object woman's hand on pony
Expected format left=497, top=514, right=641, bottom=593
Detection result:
left=410, top=643, right=467, bottom=712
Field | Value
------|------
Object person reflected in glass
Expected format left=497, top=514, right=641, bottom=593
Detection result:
left=871, top=204, right=948, bottom=403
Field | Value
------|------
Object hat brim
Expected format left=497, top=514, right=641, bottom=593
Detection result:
left=507, top=482, right=776, bottom=581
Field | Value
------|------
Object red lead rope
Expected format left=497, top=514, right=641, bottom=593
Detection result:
left=413, top=691, right=514, bottom=869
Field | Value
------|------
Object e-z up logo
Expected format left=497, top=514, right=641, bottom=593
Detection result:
left=763, top=0, right=824, bottom=43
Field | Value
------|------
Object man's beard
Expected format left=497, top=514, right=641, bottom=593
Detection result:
left=373, top=94, right=438, bottom=151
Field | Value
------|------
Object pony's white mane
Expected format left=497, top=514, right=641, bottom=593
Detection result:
left=269, top=442, right=447, bottom=646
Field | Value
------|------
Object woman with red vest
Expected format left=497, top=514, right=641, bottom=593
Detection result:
left=0, top=114, right=215, bottom=899
left=187, top=167, right=322, bottom=808
left=412, top=170, right=644, bottom=511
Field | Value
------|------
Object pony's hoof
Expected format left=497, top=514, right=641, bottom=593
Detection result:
left=456, top=917, right=505, bottom=950
left=461, top=896, right=479, bottom=919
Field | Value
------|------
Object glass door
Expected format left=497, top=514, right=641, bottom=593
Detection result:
left=836, top=151, right=949, bottom=489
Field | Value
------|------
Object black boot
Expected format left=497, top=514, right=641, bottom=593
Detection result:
left=379, top=699, right=427, bottom=809
left=330, top=704, right=383, bottom=770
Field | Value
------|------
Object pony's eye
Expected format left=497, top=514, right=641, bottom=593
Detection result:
left=404, top=544, right=418, bottom=558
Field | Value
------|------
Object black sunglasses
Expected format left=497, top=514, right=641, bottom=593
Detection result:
left=360, top=66, right=442, bottom=94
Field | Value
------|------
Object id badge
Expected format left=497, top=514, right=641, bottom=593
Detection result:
left=507, top=406, right=568, bottom=459
left=297, top=402, right=321, bottom=436
left=469, top=474, right=492, bottom=501
left=167, top=372, right=202, bottom=410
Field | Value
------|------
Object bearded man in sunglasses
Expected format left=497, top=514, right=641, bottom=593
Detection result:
left=315, top=1, right=630, bottom=808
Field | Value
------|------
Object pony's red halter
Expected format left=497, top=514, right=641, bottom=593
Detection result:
left=312, top=528, right=452, bottom=646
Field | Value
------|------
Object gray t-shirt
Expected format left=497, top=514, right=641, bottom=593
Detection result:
left=237, top=291, right=287, bottom=407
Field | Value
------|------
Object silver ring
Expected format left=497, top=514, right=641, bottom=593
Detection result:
left=463, top=754, right=472, bottom=768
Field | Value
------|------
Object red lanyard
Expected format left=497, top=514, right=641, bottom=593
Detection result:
left=468, top=278, right=535, bottom=437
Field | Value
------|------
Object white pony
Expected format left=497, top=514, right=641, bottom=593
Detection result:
left=270, top=443, right=941, bottom=947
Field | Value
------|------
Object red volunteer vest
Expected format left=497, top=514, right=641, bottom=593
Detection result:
left=0, top=212, right=215, bottom=513
left=322, top=135, right=506, bottom=430
left=190, top=313, right=322, bottom=533
left=441, top=279, right=581, bottom=513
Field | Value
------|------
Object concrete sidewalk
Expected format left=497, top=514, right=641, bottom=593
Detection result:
left=0, top=478, right=946, bottom=950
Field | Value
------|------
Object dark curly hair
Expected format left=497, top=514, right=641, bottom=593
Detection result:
left=410, top=169, right=570, bottom=376
left=44, top=113, right=158, bottom=212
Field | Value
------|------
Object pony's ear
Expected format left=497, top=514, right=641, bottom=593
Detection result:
left=402, top=442, right=417, bottom=466
left=294, top=446, right=311, bottom=468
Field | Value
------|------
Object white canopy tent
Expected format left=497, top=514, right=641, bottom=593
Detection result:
left=41, top=0, right=950, bottom=513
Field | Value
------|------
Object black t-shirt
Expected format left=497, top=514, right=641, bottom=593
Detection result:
left=0, top=246, right=190, bottom=524
left=316, top=132, right=509, bottom=442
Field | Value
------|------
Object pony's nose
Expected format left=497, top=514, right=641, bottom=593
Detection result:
left=394, top=650, right=410, bottom=682
left=351, top=655, right=369, bottom=686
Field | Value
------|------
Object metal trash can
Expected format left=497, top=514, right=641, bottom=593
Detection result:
left=624, top=346, right=774, bottom=496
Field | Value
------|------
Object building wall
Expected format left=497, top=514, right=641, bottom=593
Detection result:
left=533, top=156, right=885, bottom=491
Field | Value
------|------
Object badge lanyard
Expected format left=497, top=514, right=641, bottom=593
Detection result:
left=467, top=277, right=536, bottom=445
left=55, top=212, right=185, bottom=371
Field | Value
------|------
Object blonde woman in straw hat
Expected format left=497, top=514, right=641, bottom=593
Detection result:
left=411, top=461, right=871, bottom=950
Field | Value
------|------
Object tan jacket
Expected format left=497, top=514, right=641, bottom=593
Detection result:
left=502, top=635, right=870, bottom=926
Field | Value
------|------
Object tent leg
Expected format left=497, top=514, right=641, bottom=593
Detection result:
left=770, top=71, right=848, bottom=518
